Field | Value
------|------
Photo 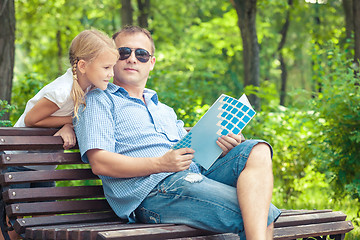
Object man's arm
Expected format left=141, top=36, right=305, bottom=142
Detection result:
left=86, top=148, right=194, bottom=178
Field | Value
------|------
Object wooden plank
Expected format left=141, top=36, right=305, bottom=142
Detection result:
left=6, top=199, right=112, bottom=217
left=47, top=223, right=174, bottom=240
left=0, top=152, right=83, bottom=167
left=27, top=221, right=128, bottom=240
left=273, top=221, right=354, bottom=240
left=279, top=209, right=333, bottom=216
left=0, top=127, right=59, bottom=136
left=3, top=185, right=104, bottom=203
left=96, top=225, right=214, bottom=240
left=170, top=233, right=239, bottom=240
left=17, top=212, right=119, bottom=234
left=275, top=211, right=347, bottom=228
left=0, top=169, right=97, bottom=185
left=0, top=136, right=64, bottom=150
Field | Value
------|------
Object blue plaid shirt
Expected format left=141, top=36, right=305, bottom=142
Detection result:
left=74, top=83, right=199, bottom=221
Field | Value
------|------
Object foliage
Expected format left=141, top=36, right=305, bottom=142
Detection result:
left=244, top=82, right=320, bottom=202
left=10, top=72, right=49, bottom=123
left=0, top=100, right=16, bottom=127
left=310, top=42, right=360, bottom=202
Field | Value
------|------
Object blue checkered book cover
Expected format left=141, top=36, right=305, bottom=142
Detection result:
left=172, top=94, right=256, bottom=170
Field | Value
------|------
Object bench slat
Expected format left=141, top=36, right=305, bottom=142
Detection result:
left=0, top=136, right=64, bottom=150
left=273, top=221, right=354, bottom=240
left=275, top=211, right=347, bottom=228
left=3, top=185, right=104, bottom=202
left=0, top=127, right=59, bottom=136
left=28, top=223, right=175, bottom=240
left=97, top=225, right=213, bottom=240
left=6, top=199, right=112, bottom=217
left=0, top=152, right=82, bottom=166
left=15, top=212, right=119, bottom=234
left=279, top=209, right=333, bottom=216
left=0, top=169, right=98, bottom=185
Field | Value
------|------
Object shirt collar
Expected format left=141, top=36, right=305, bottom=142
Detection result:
left=107, top=83, right=159, bottom=105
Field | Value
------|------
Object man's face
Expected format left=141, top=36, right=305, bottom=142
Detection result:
left=113, top=32, right=155, bottom=88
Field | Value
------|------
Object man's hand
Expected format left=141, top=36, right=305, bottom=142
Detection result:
left=54, top=123, right=76, bottom=150
left=217, top=133, right=243, bottom=157
left=158, top=148, right=195, bottom=172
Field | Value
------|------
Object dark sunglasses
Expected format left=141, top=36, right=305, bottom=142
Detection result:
left=118, top=47, right=152, bottom=63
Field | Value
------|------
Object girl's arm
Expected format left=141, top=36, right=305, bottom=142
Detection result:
left=24, top=97, right=72, bottom=127
left=24, top=97, right=76, bottom=149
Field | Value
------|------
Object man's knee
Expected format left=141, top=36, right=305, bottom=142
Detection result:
left=247, top=143, right=272, bottom=169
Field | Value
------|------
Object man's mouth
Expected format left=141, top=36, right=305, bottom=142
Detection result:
left=124, top=67, right=138, bottom=72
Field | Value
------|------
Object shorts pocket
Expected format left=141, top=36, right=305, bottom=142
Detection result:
left=135, top=206, right=161, bottom=224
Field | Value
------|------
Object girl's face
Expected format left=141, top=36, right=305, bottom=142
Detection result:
left=82, top=49, right=118, bottom=90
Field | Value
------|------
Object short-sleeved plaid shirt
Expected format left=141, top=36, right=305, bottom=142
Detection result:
left=74, top=83, right=199, bottom=221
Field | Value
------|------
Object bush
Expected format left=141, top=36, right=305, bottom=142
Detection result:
left=0, top=100, right=16, bottom=127
left=310, top=44, right=360, bottom=202
left=10, top=72, right=48, bottom=124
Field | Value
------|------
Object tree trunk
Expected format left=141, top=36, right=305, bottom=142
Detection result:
left=137, top=0, right=150, bottom=28
left=0, top=0, right=15, bottom=120
left=342, top=0, right=354, bottom=41
left=353, top=0, right=360, bottom=67
left=56, top=30, right=63, bottom=75
left=121, top=0, right=133, bottom=27
left=230, top=0, right=260, bottom=110
left=278, top=0, right=293, bottom=106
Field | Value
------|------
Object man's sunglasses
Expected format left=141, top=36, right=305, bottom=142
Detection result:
left=118, top=47, right=152, bottom=63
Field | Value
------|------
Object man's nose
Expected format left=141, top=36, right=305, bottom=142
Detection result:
left=127, top=51, right=137, bottom=62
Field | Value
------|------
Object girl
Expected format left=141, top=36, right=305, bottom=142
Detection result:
left=14, top=29, right=119, bottom=150
left=0, top=29, right=118, bottom=240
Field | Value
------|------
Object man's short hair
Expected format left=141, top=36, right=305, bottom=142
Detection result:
left=112, top=26, right=155, bottom=55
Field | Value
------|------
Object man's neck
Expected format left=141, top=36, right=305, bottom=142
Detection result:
left=115, top=82, right=145, bottom=101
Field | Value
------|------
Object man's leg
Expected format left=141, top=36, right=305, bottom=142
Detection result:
left=237, top=143, right=274, bottom=240
left=203, top=140, right=280, bottom=240
left=136, top=141, right=280, bottom=239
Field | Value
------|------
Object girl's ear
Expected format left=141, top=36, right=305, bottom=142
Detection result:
left=77, top=59, right=87, bottom=74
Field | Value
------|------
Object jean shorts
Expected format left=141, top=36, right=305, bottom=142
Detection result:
left=135, top=140, right=281, bottom=239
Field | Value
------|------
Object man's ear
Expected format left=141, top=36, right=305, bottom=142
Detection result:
left=149, top=56, right=156, bottom=71
left=77, top=59, right=87, bottom=74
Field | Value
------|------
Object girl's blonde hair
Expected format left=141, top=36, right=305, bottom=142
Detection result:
left=69, top=29, right=118, bottom=120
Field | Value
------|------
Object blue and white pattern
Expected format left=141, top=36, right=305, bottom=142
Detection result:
left=216, top=95, right=256, bottom=136
left=172, top=94, right=256, bottom=170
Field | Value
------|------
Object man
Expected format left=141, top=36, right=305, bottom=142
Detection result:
left=74, top=26, right=281, bottom=240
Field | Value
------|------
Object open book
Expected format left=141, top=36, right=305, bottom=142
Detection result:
left=172, top=94, right=256, bottom=170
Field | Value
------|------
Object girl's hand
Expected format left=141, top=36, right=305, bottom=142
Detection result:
left=54, top=124, right=76, bottom=150
left=217, top=133, right=243, bottom=157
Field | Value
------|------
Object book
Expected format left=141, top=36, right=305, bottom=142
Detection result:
left=172, top=94, right=256, bottom=170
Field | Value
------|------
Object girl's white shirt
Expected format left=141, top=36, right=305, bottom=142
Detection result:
left=14, top=68, right=74, bottom=127
left=12, top=68, right=92, bottom=171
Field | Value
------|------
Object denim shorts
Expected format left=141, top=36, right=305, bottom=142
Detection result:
left=135, top=140, right=281, bottom=239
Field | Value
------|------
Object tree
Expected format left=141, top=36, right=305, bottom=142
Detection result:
left=278, top=0, right=293, bottom=106
left=121, top=0, right=133, bottom=26
left=137, top=0, right=150, bottom=28
left=353, top=0, right=360, bottom=67
left=0, top=0, right=15, bottom=120
left=230, top=0, right=260, bottom=110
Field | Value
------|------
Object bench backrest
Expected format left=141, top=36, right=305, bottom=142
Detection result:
left=0, top=127, right=120, bottom=235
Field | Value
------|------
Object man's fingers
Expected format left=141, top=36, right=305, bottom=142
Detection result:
left=177, top=147, right=195, bottom=155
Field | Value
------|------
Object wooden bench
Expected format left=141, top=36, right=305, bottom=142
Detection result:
left=0, top=127, right=354, bottom=240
